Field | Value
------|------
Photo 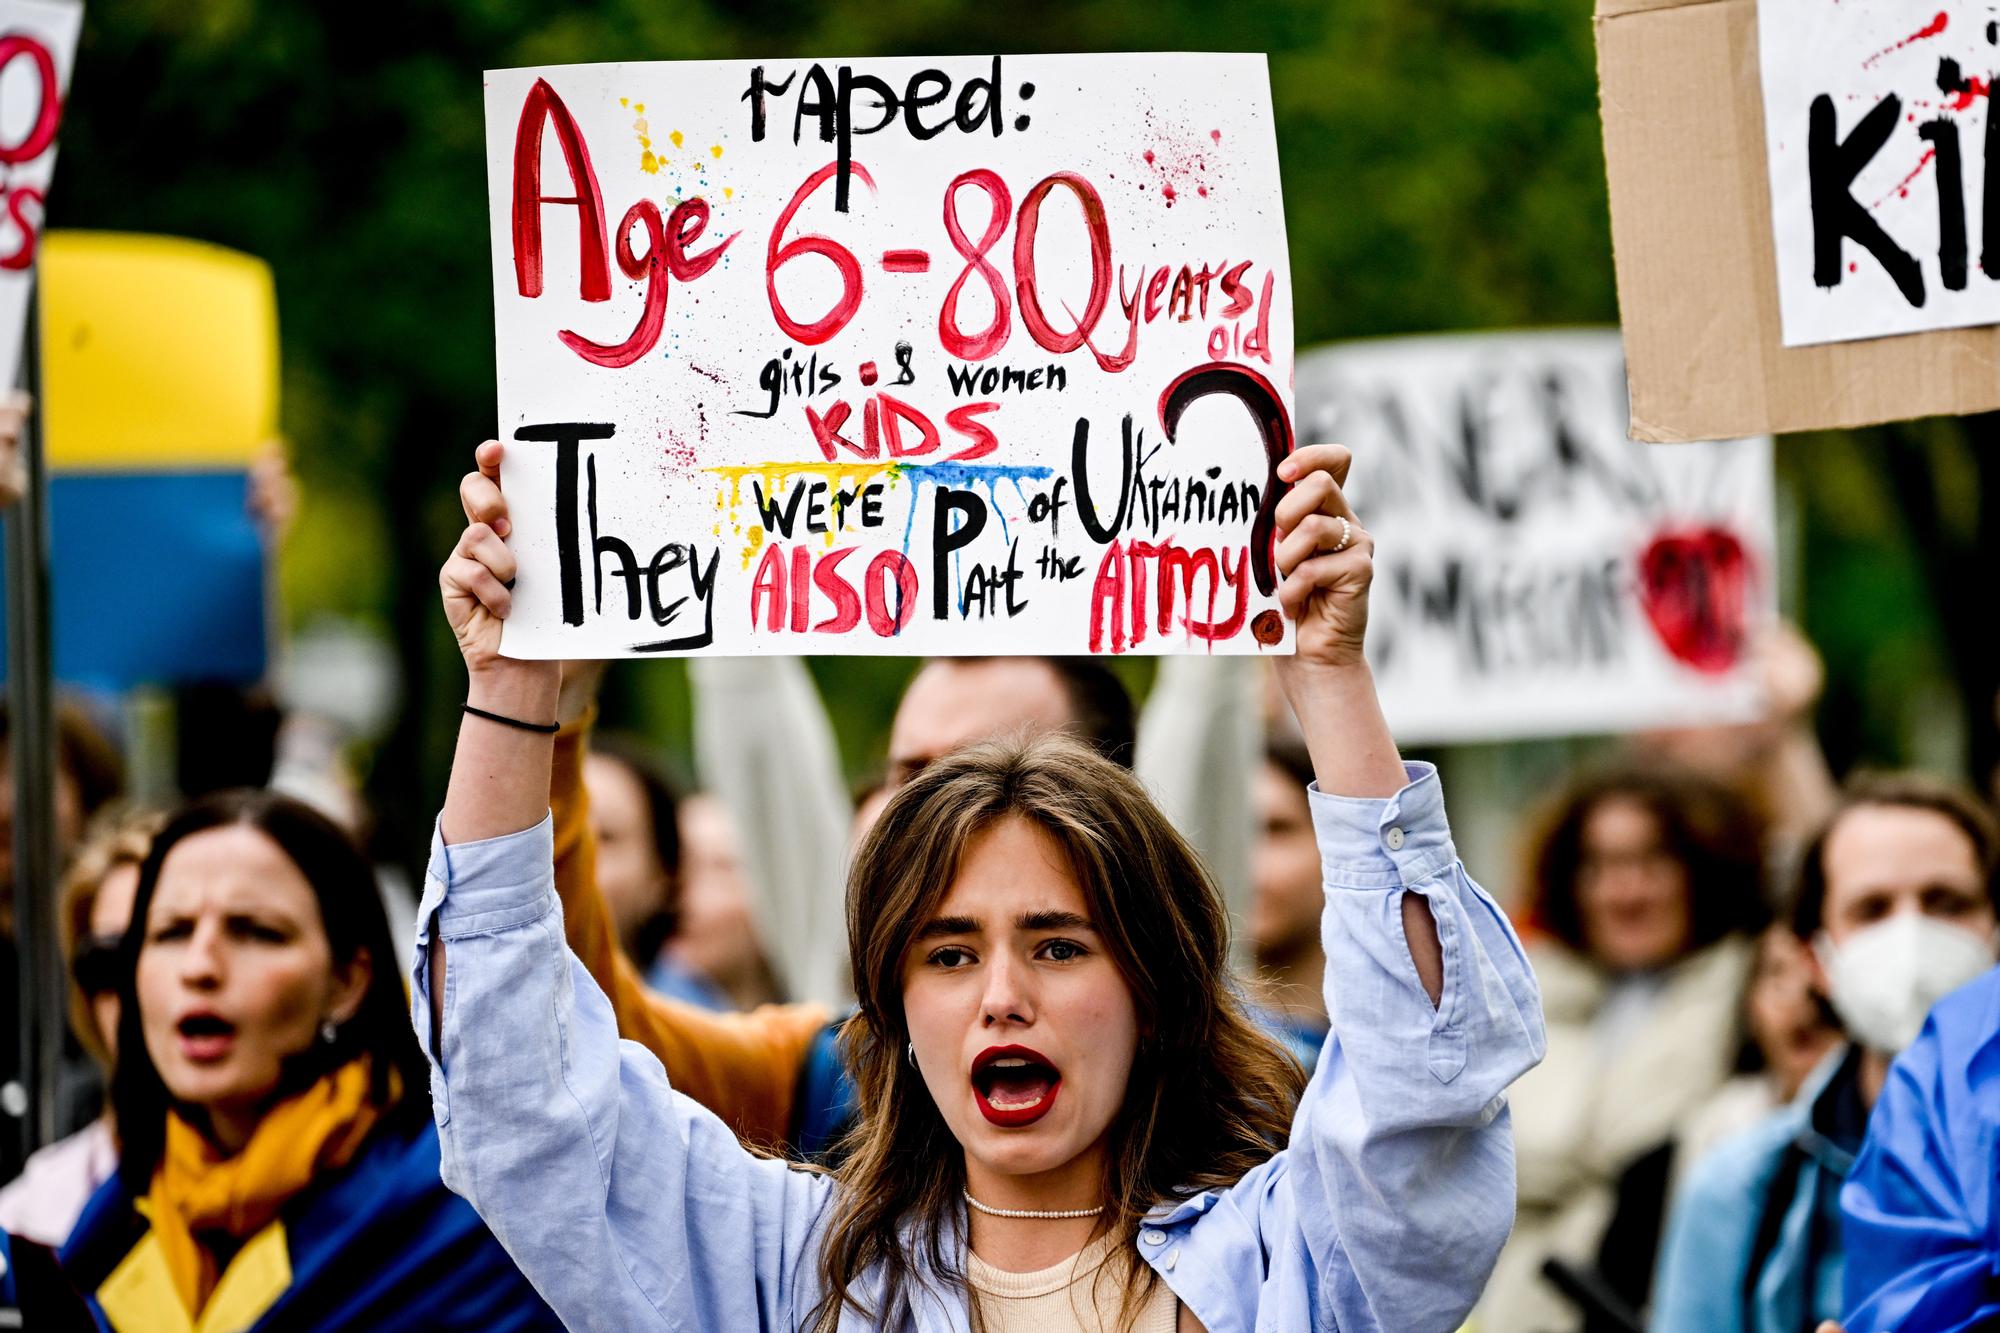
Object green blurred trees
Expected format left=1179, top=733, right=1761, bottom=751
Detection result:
left=45, top=0, right=1985, bottom=831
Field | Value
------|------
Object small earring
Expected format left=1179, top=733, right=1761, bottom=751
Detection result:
left=906, top=1041, right=917, bottom=1069
left=319, top=1020, right=338, bottom=1046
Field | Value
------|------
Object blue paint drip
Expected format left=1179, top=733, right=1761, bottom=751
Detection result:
left=896, top=461, right=1055, bottom=548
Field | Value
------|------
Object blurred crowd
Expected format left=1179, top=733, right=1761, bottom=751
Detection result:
left=0, top=432, right=1995, bottom=1332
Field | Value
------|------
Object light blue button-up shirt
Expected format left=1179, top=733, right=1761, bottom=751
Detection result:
left=412, top=761, right=1544, bottom=1332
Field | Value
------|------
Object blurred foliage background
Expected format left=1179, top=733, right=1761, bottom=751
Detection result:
left=44, top=0, right=1993, bottom=864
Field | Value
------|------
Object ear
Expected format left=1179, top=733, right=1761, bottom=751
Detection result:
left=326, top=947, right=374, bottom=1027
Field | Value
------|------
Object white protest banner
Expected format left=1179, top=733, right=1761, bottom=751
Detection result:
left=0, top=0, right=80, bottom=383
left=485, top=54, right=1294, bottom=658
left=1296, top=330, right=1776, bottom=744
left=1761, top=1, right=2000, bottom=346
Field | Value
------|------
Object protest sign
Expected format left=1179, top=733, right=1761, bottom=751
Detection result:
left=1760, top=1, right=2000, bottom=346
left=0, top=0, right=79, bottom=384
left=1295, top=330, right=1776, bottom=744
left=1596, top=0, right=2000, bottom=440
left=484, top=54, right=1295, bottom=657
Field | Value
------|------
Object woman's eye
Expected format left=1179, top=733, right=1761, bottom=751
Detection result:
left=1040, top=939, right=1085, bottom=962
left=149, top=921, right=192, bottom=944
left=928, top=946, right=973, bottom=969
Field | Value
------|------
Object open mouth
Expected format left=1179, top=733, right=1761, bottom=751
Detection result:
left=970, top=1045, right=1061, bottom=1128
left=176, top=1012, right=238, bottom=1062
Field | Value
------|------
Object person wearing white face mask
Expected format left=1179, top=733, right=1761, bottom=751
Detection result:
left=1649, top=773, right=2000, bottom=1333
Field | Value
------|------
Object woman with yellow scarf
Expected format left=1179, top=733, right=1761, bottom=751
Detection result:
left=57, top=790, right=560, bottom=1332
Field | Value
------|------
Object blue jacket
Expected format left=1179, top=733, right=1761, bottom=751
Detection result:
left=414, top=762, right=1547, bottom=1332
left=1651, top=1046, right=1864, bottom=1333
left=1840, top=963, right=2000, bottom=1333
left=59, top=1111, right=561, bottom=1332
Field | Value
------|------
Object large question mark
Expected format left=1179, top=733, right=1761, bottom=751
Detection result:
left=1156, top=361, right=1295, bottom=597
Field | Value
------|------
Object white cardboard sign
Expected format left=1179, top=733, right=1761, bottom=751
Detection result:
left=1761, top=0, right=2000, bottom=345
left=484, top=54, right=1296, bottom=657
left=0, top=0, right=80, bottom=385
left=1295, top=331, right=1777, bottom=744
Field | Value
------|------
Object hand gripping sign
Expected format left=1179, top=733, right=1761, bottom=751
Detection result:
left=484, top=54, right=1296, bottom=657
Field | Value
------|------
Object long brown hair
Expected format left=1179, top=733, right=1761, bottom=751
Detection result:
left=811, top=734, right=1305, bottom=1330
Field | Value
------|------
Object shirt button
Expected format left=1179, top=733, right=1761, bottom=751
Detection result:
left=1164, top=1246, right=1180, bottom=1270
left=1142, top=1229, right=1166, bottom=1246
left=1385, top=826, right=1406, bottom=851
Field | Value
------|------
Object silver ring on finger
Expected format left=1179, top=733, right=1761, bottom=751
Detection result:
left=1330, top=515, right=1352, bottom=554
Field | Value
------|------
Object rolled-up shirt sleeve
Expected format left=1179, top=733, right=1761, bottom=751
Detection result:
left=1289, top=761, right=1546, bottom=1332
left=411, top=816, right=830, bottom=1332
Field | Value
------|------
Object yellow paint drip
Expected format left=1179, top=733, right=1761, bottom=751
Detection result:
left=641, top=149, right=660, bottom=174
left=710, top=144, right=724, bottom=158
left=669, top=130, right=684, bottom=148
left=740, top=521, right=765, bottom=569
left=724, top=187, right=734, bottom=200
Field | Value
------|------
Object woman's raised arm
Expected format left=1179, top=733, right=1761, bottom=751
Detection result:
left=1232, top=444, right=1545, bottom=1331
left=416, top=442, right=831, bottom=1328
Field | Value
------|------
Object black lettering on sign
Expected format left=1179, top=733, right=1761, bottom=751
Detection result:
left=517, top=421, right=616, bottom=627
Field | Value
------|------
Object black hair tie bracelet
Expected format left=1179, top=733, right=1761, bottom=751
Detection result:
left=462, top=703, right=561, bottom=735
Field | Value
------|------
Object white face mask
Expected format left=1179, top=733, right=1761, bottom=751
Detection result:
left=1816, top=913, right=1997, bottom=1054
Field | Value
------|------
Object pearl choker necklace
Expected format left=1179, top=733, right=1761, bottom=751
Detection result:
left=963, top=1190, right=1104, bottom=1220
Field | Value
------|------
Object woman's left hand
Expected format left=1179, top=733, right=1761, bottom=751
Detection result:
left=1272, top=443, right=1372, bottom=674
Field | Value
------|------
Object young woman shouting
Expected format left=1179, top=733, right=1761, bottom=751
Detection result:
left=416, top=441, right=1545, bottom=1332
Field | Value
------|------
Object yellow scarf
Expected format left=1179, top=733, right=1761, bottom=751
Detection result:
left=142, top=1057, right=397, bottom=1319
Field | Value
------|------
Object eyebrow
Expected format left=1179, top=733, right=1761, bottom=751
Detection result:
left=914, top=915, right=980, bottom=942
left=913, top=909, right=1097, bottom=942
left=1018, top=910, right=1095, bottom=933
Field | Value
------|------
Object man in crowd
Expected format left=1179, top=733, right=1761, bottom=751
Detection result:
left=1651, top=775, right=2000, bottom=1332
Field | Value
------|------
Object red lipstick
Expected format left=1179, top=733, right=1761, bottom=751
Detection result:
left=970, top=1045, right=1061, bottom=1128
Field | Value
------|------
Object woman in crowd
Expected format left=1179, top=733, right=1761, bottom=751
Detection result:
left=58, top=790, right=560, bottom=1330
left=0, top=812, right=157, bottom=1247
left=1482, top=761, right=1767, bottom=1331
left=1672, top=922, right=1842, bottom=1178
left=667, top=790, right=787, bottom=1010
left=417, top=440, right=1544, bottom=1331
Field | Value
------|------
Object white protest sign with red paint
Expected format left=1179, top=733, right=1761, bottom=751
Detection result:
left=484, top=54, right=1294, bottom=657
left=1761, top=1, right=2000, bottom=346
left=1296, top=331, right=1776, bottom=744
left=0, top=0, right=79, bottom=384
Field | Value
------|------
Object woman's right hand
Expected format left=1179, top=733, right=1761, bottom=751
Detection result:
left=441, top=439, right=524, bottom=676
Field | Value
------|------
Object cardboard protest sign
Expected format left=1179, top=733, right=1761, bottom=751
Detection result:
left=484, top=54, right=1295, bottom=657
left=1295, top=330, right=1776, bottom=744
left=0, top=0, right=79, bottom=385
left=1761, top=2, right=2000, bottom=346
left=1596, top=0, right=2000, bottom=440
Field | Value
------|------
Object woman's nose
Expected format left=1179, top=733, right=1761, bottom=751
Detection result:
left=179, top=920, right=224, bottom=986
left=979, top=952, right=1035, bottom=1027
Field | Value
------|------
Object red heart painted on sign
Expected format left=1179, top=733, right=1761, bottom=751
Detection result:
left=1637, top=526, right=1755, bottom=675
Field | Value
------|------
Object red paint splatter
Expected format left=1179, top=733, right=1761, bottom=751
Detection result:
left=1849, top=261, right=1858, bottom=272
left=1950, top=75, right=1991, bottom=110
left=1638, top=527, right=1755, bottom=674
left=858, top=361, right=878, bottom=386
left=1142, top=149, right=1156, bottom=165
left=688, top=361, right=726, bottom=383
left=1872, top=146, right=1936, bottom=208
left=1161, top=182, right=1177, bottom=206
left=1196, top=185, right=1208, bottom=197
left=1209, top=129, right=1222, bottom=144
left=1863, top=11, right=1948, bottom=67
